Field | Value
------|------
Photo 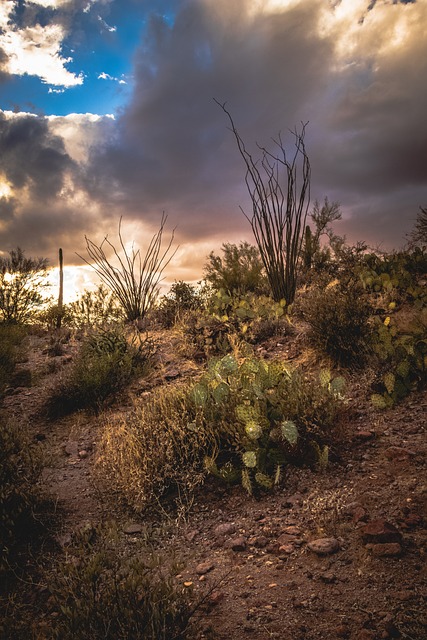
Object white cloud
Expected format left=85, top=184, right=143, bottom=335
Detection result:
left=0, top=1, right=84, bottom=87
left=98, top=71, right=127, bottom=84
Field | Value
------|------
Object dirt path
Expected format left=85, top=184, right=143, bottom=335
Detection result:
left=2, top=331, right=427, bottom=639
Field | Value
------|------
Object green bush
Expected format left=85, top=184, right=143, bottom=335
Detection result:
left=155, top=281, right=204, bottom=328
left=195, top=352, right=345, bottom=494
left=300, top=278, right=372, bottom=367
left=48, top=326, right=155, bottom=415
left=0, top=415, right=42, bottom=572
left=204, top=241, right=268, bottom=296
left=371, top=308, right=427, bottom=408
left=0, top=324, right=27, bottom=396
left=48, top=523, right=192, bottom=640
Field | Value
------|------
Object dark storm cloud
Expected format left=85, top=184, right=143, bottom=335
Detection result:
left=0, top=113, right=75, bottom=199
left=88, top=0, right=333, bottom=239
left=0, top=48, right=8, bottom=82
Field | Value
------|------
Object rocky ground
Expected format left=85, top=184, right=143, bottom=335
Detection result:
left=2, top=329, right=426, bottom=640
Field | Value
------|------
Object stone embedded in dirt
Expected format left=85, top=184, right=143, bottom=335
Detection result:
left=185, top=529, right=198, bottom=542
left=63, top=441, right=78, bottom=456
left=253, top=536, right=269, bottom=548
left=78, top=450, right=88, bottom=459
left=384, top=446, right=416, bottom=462
left=360, top=519, right=402, bottom=544
left=319, top=571, right=337, bottom=583
left=277, top=532, right=298, bottom=545
left=283, top=493, right=303, bottom=508
left=214, top=522, right=236, bottom=537
left=196, top=561, right=215, bottom=575
left=164, top=368, right=181, bottom=381
left=209, top=590, right=225, bottom=606
left=400, top=512, right=423, bottom=529
left=367, top=543, right=402, bottom=558
left=354, top=430, right=375, bottom=441
left=123, top=523, right=143, bottom=535
left=225, top=536, right=247, bottom=551
left=266, top=542, right=280, bottom=555
left=283, top=525, right=301, bottom=535
left=278, top=544, right=294, bottom=554
left=307, top=538, right=340, bottom=556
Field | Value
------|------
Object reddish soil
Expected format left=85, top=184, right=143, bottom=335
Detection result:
left=2, top=329, right=426, bottom=640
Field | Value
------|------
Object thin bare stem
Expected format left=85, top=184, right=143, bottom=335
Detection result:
left=77, top=214, right=177, bottom=322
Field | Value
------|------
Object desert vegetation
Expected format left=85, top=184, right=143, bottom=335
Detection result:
left=0, top=200, right=426, bottom=639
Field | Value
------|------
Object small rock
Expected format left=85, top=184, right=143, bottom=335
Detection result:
left=196, top=561, right=215, bottom=575
left=214, top=523, right=236, bottom=537
left=319, top=571, right=337, bottom=583
left=385, top=446, right=415, bottom=462
left=164, top=369, right=180, bottom=381
left=226, top=536, right=247, bottom=552
left=283, top=493, right=303, bottom=508
left=277, top=532, right=298, bottom=545
left=352, top=506, right=368, bottom=524
left=209, top=590, right=224, bottom=606
left=355, top=431, right=375, bottom=441
left=278, top=544, right=294, bottom=554
left=283, top=525, right=301, bottom=535
left=361, top=519, right=402, bottom=544
left=78, top=450, right=88, bottom=459
left=307, top=538, right=340, bottom=556
left=367, top=543, right=402, bottom=557
left=185, top=529, right=198, bottom=542
left=254, top=536, right=269, bottom=548
left=123, top=523, right=143, bottom=535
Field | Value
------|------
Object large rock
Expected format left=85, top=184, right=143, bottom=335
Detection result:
left=360, top=519, right=402, bottom=544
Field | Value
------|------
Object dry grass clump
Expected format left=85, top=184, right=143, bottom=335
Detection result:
left=299, top=278, right=372, bottom=367
left=95, top=385, right=217, bottom=513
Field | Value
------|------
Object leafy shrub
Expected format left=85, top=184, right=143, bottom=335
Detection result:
left=371, top=308, right=427, bottom=408
left=48, top=326, right=155, bottom=415
left=204, top=241, right=268, bottom=295
left=0, top=324, right=27, bottom=395
left=300, top=278, right=372, bottom=367
left=358, top=248, right=427, bottom=308
left=48, top=523, right=192, bottom=640
left=185, top=290, right=290, bottom=358
left=0, top=415, right=42, bottom=572
left=95, top=385, right=217, bottom=513
left=195, top=352, right=345, bottom=494
left=155, top=281, right=204, bottom=328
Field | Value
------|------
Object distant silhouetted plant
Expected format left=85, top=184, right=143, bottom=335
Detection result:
left=410, top=206, right=427, bottom=246
left=78, top=215, right=177, bottom=322
left=0, top=247, right=49, bottom=324
left=217, top=101, right=311, bottom=304
left=67, top=284, right=123, bottom=328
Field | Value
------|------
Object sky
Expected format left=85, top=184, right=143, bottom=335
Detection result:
left=0, top=0, right=426, bottom=298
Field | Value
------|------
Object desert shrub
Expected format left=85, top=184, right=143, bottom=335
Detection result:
left=67, top=284, right=123, bottom=329
left=185, top=290, right=290, bottom=358
left=0, top=415, right=42, bottom=572
left=300, top=278, right=372, bottom=367
left=95, top=385, right=217, bottom=513
left=204, top=241, right=268, bottom=296
left=371, top=307, right=427, bottom=408
left=0, top=324, right=27, bottom=395
left=155, top=280, right=204, bottom=328
left=195, top=352, right=345, bottom=494
left=0, top=247, right=49, bottom=324
left=48, top=523, right=192, bottom=640
left=48, top=326, right=155, bottom=415
left=358, top=248, right=427, bottom=309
